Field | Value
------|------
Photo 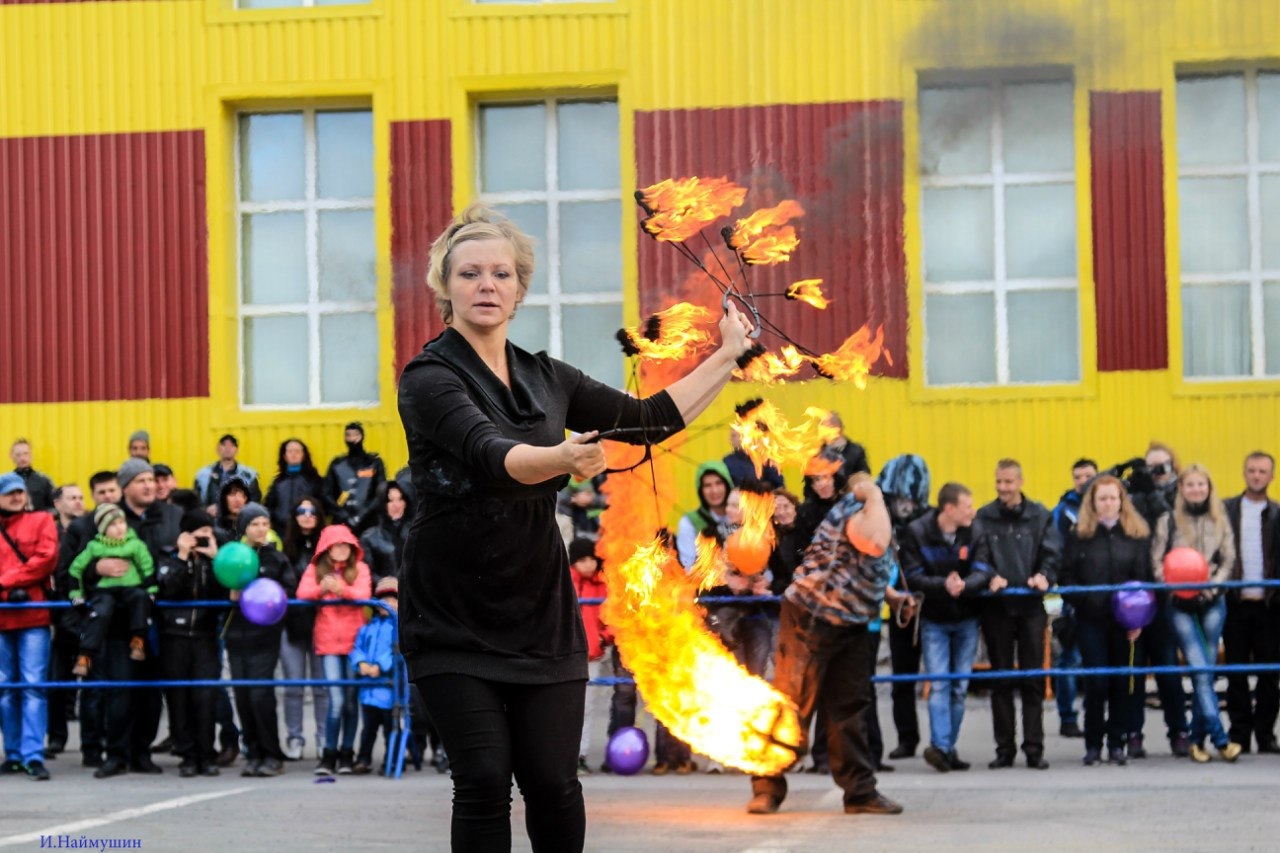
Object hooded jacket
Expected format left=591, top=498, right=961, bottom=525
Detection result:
left=675, top=460, right=733, bottom=569
left=973, top=495, right=1060, bottom=614
left=0, top=508, right=58, bottom=631
left=296, top=525, right=372, bottom=655
left=155, top=548, right=230, bottom=637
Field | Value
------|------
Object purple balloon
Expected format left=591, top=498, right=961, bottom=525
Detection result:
left=240, top=577, right=288, bottom=626
left=1111, top=582, right=1156, bottom=631
left=606, top=726, right=650, bottom=776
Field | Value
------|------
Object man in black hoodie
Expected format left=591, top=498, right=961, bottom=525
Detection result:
left=324, top=423, right=386, bottom=535
left=973, top=459, right=1060, bottom=770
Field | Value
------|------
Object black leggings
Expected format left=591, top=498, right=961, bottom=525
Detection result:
left=416, top=674, right=585, bottom=853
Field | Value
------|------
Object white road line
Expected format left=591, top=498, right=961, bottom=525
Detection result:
left=0, top=787, right=255, bottom=848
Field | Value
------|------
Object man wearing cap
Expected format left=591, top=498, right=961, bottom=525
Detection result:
left=0, top=472, right=59, bottom=780
left=324, top=423, right=386, bottom=534
left=152, top=465, right=179, bottom=504
left=195, top=435, right=261, bottom=510
left=9, top=440, right=55, bottom=513
left=128, top=431, right=151, bottom=462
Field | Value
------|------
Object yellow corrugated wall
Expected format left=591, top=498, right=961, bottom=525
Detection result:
left=0, top=0, right=1276, bottom=513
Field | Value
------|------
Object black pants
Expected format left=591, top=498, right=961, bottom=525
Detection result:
left=47, top=623, right=80, bottom=747
left=81, top=587, right=150, bottom=655
left=161, top=634, right=221, bottom=764
left=1077, top=618, right=1143, bottom=752
left=752, top=600, right=878, bottom=807
left=416, top=673, right=585, bottom=853
left=1136, top=601, right=1190, bottom=740
left=888, top=615, right=921, bottom=751
left=605, top=645, right=636, bottom=738
left=812, top=633, right=883, bottom=769
left=981, top=605, right=1046, bottom=760
left=1224, top=599, right=1280, bottom=749
left=100, top=638, right=153, bottom=764
left=228, top=644, right=283, bottom=762
left=357, top=704, right=393, bottom=766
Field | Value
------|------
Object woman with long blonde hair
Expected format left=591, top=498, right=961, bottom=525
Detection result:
left=1151, top=464, right=1240, bottom=762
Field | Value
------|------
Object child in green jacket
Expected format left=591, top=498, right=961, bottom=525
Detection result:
left=69, top=503, right=156, bottom=675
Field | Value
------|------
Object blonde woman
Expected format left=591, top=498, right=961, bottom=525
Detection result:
left=1151, top=465, right=1240, bottom=762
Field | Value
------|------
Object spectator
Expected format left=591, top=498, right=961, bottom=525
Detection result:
left=154, top=510, right=228, bottom=777
left=974, top=459, right=1060, bottom=770
left=0, top=472, right=59, bottom=781
left=900, top=482, right=989, bottom=774
left=323, top=422, right=386, bottom=535
left=803, top=411, right=868, bottom=502
left=195, top=434, right=261, bottom=511
left=557, top=475, right=606, bottom=541
left=128, top=431, right=151, bottom=461
left=767, top=489, right=804, bottom=600
left=224, top=503, right=292, bottom=777
left=1050, top=458, right=1098, bottom=740
left=9, top=439, right=54, bottom=512
left=46, top=484, right=86, bottom=756
left=709, top=489, right=773, bottom=681
left=152, top=464, right=178, bottom=504
left=68, top=504, right=156, bottom=675
left=215, top=480, right=268, bottom=548
left=297, top=524, right=372, bottom=776
left=51, top=485, right=85, bottom=535
left=1223, top=451, right=1279, bottom=753
left=1152, top=465, right=1241, bottom=763
left=264, top=439, right=326, bottom=536
left=360, top=480, right=414, bottom=583
left=723, top=428, right=784, bottom=490
left=1061, top=475, right=1151, bottom=766
left=279, top=496, right=329, bottom=761
left=795, top=450, right=846, bottom=550
left=674, top=460, right=734, bottom=571
left=350, top=576, right=400, bottom=775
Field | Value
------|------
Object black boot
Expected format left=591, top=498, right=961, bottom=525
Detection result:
left=314, top=749, right=337, bottom=777
left=337, top=748, right=355, bottom=775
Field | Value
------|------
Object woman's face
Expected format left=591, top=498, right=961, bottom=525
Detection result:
left=386, top=487, right=406, bottom=522
left=773, top=494, right=797, bottom=526
left=328, top=542, right=353, bottom=563
left=296, top=501, right=318, bottom=532
left=447, top=238, right=521, bottom=335
left=1093, top=482, right=1122, bottom=521
left=725, top=491, right=742, bottom=525
left=812, top=474, right=836, bottom=500
left=284, top=442, right=304, bottom=467
left=1181, top=473, right=1210, bottom=504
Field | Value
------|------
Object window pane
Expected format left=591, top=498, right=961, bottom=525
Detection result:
left=319, top=210, right=376, bottom=302
left=508, top=304, right=550, bottom=355
left=922, top=187, right=994, bottom=281
left=1260, top=73, right=1280, bottom=163
left=1262, top=175, right=1280, bottom=271
left=562, top=304, right=624, bottom=388
left=243, top=212, right=308, bottom=304
left=317, top=110, right=373, bottom=199
left=560, top=201, right=621, bottom=294
left=1005, top=184, right=1077, bottom=278
left=320, top=313, right=379, bottom=403
left=481, top=104, right=546, bottom=192
left=1003, top=81, right=1074, bottom=173
left=245, top=315, right=308, bottom=405
left=1176, top=75, right=1246, bottom=167
left=1178, top=177, right=1249, bottom=273
left=238, top=0, right=295, bottom=10
left=1008, top=290, right=1079, bottom=382
left=1182, top=284, right=1250, bottom=377
left=925, top=293, right=996, bottom=384
left=493, top=203, right=548, bottom=295
left=557, top=101, right=619, bottom=191
left=1266, top=281, right=1280, bottom=375
left=240, top=113, right=304, bottom=202
left=919, top=86, right=991, bottom=176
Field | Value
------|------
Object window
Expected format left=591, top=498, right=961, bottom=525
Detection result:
left=1176, top=70, right=1280, bottom=379
left=237, top=0, right=369, bottom=8
left=918, top=78, right=1080, bottom=386
left=237, top=108, right=378, bottom=408
left=478, top=99, right=624, bottom=388
left=472, top=1, right=612, bottom=4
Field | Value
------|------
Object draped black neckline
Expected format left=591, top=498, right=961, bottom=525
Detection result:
left=424, top=327, right=548, bottom=431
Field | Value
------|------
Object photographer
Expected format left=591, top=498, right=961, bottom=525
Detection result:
left=1111, top=443, right=1180, bottom=529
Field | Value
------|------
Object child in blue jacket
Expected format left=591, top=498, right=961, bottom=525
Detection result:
left=349, top=576, right=398, bottom=774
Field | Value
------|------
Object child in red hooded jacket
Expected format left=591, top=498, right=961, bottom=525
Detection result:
left=569, top=539, right=610, bottom=775
left=297, top=525, right=371, bottom=775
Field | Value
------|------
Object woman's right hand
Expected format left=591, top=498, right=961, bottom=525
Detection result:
left=558, top=432, right=607, bottom=479
left=718, top=301, right=755, bottom=360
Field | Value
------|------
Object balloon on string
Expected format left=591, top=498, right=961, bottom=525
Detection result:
left=240, top=577, right=288, bottom=626
left=605, top=726, right=650, bottom=776
left=724, top=530, right=771, bottom=576
left=1162, top=547, right=1209, bottom=600
left=213, top=542, right=260, bottom=591
left=1111, top=582, right=1157, bottom=631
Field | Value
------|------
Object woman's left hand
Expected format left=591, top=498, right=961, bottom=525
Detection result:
left=718, top=302, right=755, bottom=360
left=1127, top=628, right=1141, bottom=642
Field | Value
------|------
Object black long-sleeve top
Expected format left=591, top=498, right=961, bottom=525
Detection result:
left=396, top=328, right=685, bottom=683
left=1061, top=524, right=1152, bottom=622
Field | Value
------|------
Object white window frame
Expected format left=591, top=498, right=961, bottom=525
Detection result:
left=919, top=77, right=1080, bottom=386
left=1177, top=68, right=1280, bottom=379
left=235, top=107, right=378, bottom=410
left=475, top=97, right=623, bottom=364
left=237, top=0, right=369, bottom=8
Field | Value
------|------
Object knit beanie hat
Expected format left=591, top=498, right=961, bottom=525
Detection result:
left=117, top=458, right=154, bottom=490
left=180, top=509, right=216, bottom=534
left=236, top=502, right=271, bottom=537
left=129, top=429, right=151, bottom=445
left=568, top=538, right=598, bottom=565
left=94, top=503, right=126, bottom=537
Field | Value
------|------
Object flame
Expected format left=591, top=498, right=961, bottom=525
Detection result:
left=618, top=302, right=715, bottom=362
left=734, top=344, right=808, bottom=384
left=725, top=200, right=805, bottom=265
left=785, top=278, right=829, bottom=310
left=638, top=177, right=748, bottom=243
left=725, top=488, right=777, bottom=576
left=734, top=399, right=827, bottom=480
left=809, top=324, right=891, bottom=390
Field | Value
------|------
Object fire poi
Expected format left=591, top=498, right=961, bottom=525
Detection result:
left=594, top=175, right=890, bottom=775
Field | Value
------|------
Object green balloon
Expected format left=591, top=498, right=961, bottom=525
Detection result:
left=213, top=542, right=260, bottom=590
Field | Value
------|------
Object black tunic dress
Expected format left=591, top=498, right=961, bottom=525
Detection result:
left=396, top=328, right=684, bottom=684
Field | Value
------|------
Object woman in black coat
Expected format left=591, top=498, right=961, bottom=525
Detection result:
left=264, top=439, right=327, bottom=536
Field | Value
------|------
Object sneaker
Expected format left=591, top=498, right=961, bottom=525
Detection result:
left=1127, top=734, right=1147, bottom=759
left=1059, top=721, right=1084, bottom=738
left=24, top=761, right=50, bottom=781
left=129, top=637, right=146, bottom=662
left=1083, top=748, right=1101, bottom=766
left=72, top=656, right=91, bottom=677
left=240, top=761, right=261, bottom=778
left=178, top=761, right=198, bottom=778
left=947, top=752, right=970, bottom=771
left=650, top=762, right=670, bottom=776
left=283, top=737, right=304, bottom=761
left=0, top=759, right=24, bottom=775
left=1189, top=743, right=1211, bottom=763
left=198, top=763, right=220, bottom=777
left=923, top=746, right=951, bottom=773
left=1218, top=742, right=1242, bottom=762
left=843, top=793, right=904, bottom=815
left=352, top=761, right=373, bottom=776
left=1171, top=734, right=1191, bottom=758
left=256, top=758, right=285, bottom=777
left=337, top=749, right=355, bottom=775
left=747, top=793, right=781, bottom=815
left=315, top=749, right=337, bottom=776
left=1107, top=748, right=1127, bottom=766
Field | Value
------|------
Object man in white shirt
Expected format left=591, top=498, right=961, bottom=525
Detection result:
left=1223, top=451, right=1280, bottom=753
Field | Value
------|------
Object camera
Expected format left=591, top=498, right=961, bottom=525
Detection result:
left=194, top=535, right=211, bottom=548
left=5, top=587, right=30, bottom=604
left=1107, top=457, right=1156, bottom=495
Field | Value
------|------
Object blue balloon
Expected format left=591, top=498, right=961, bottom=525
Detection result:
left=1111, top=582, right=1156, bottom=631
left=605, top=726, right=650, bottom=776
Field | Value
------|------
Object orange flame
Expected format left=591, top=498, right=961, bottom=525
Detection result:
left=734, top=344, right=808, bottom=384
left=785, top=278, right=829, bottom=309
left=734, top=400, right=828, bottom=479
left=726, top=200, right=805, bottom=265
left=809, top=324, right=891, bottom=390
left=724, top=489, right=777, bottom=576
left=639, top=177, right=748, bottom=243
left=619, top=302, right=715, bottom=362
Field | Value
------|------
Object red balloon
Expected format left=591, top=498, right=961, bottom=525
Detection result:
left=724, top=530, right=770, bottom=575
left=1163, top=546, right=1209, bottom=599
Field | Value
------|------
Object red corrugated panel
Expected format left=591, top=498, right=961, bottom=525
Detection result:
left=0, top=1, right=143, bottom=4
left=1090, top=90, right=1168, bottom=372
left=390, top=119, right=452, bottom=373
left=0, top=130, right=208, bottom=403
left=634, top=101, right=908, bottom=379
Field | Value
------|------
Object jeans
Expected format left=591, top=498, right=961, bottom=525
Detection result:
left=0, top=627, right=51, bottom=763
left=279, top=633, right=327, bottom=746
left=1076, top=618, right=1143, bottom=751
left=321, top=655, right=358, bottom=752
left=921, top=617, right=979, bottom=754
left=1171, top=596, right=1229, bottom=748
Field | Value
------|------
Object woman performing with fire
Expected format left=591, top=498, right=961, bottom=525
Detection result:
left=396, top=203, right=756, bottom=853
